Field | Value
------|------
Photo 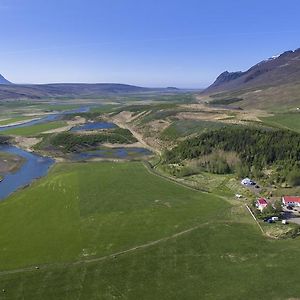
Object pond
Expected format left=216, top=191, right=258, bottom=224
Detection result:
left=71, top=147, right=153, bottom=160
left=0, top=145, right=54, bottom=200
left=70, top=122, right=117, bottom=131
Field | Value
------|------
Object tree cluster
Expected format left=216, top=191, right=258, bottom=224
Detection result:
left=164, top=127, right=300, bottom=183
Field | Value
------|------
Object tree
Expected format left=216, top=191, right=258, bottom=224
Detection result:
left=236, top=163, right=249, bottom=178
left=273, top=200, right=282, bottom=213
left=263, top=204, right=275, bottom=216
left=287, top=169, right=300, bottom=187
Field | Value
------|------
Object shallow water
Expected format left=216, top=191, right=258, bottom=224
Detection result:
left=71, top=147, right=153, bottom=160
left=0, top=145, right=54, bottom=200
left=70, top=122, right=116, bottom=131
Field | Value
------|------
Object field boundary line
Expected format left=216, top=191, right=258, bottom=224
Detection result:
left=245, top=204, right=265, bottom=234
left=142, top=161, right=209, bottom=194
left=0, top=222, right=210, bottom=277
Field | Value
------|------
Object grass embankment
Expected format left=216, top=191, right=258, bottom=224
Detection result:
left=0, top=121, right=67, bottom=136
left=1, top=162, right=300, bottom=299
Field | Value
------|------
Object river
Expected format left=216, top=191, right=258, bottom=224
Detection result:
left=0, top=145, right=54, bottom=200
left=0, top=106, right=152, bottom=200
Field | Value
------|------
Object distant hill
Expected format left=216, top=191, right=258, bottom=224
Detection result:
left=202, top=48, right=300, bottom=110
left=0, top=83, right=179, bottom=101
left=0, top=74, right=12, bottom=85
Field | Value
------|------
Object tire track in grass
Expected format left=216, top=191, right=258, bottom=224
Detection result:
left=0, top=222, right=210, bottom=277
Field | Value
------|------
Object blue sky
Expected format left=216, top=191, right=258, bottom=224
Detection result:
left=0, top=0, right=299, bottom=88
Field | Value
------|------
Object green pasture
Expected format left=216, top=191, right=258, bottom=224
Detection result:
left=0, top=121, right=67, bottom=136
left=261, top=112, right=300, bottom=132
left=0, top=162, right=300, bottom=299
left=0, top=116, right=34, bottom=126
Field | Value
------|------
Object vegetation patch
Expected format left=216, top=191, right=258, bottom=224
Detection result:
left=210, top=97, right=244, bottom=105
left=0, top=152, right=25, bottom=174
left=161, top=120, right=226, bottom=140
left=47, top=128, right=137, bottom=152
left=164, top=126, right=300, bottom=184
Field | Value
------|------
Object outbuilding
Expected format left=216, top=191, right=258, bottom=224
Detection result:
left=256, top=198, right=268, bottom=212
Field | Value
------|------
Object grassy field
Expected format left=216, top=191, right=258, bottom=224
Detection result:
left=0, top=116, right=36, bottom=126
left=0, top=121, right=67, bottom=136
left=1, top=162, right=300, bottom=299
left=261, top=112, right=300, bottom=133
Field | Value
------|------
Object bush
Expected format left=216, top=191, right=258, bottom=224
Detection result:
left=0, top=135, right=10, bottom=144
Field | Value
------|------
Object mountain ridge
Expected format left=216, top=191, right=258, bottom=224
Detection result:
left=203, top=48, right=300, bottom=94
left=0, top=82, right=181, bottom=100
left=0, top=74, right=12, bottom=85
left=200, top=48, right=300, bottom=109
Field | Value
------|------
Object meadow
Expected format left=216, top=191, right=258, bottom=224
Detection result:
left=0, top=162, right=300, bottom=299
left=0, top=121, right=67, bottom=136
left=261, top=112, right=300, bottom=133
left=0, top=116, right=34, bottom=126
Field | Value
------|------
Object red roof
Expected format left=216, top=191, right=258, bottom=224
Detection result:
left=257, top=198, right=268, bottom=205
left=283, top=196, right=300, bottom=203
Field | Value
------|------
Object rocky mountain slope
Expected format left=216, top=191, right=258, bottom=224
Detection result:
left=202, top=48, right=300, bottom=110
left=0, top=74, right=12, bottom=85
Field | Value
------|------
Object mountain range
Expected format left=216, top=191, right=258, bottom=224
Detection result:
left=0, top=81, right=176, bottom=101
left=202, top=48, right=300, bottom=109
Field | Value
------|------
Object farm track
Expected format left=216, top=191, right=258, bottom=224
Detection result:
left=143, top=161, right=210, bottom=194
left=110, top=115, right=161, bottom=155
left=0, top=222, right=211, bottom=277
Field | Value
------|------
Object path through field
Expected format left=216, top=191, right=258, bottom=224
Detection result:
left=0, top=222, right=211, bottom=277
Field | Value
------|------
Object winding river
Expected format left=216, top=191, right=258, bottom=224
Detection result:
left=0, top=106, right=152, bottom=200
left=0, top=107, right=90, bottom=199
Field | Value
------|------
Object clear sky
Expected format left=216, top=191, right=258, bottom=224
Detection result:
left=0, top=0, right=299, bottom=88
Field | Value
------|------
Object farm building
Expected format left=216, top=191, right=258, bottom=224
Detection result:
left=282, top=196, right=300, bottom=207
left=256, top=198, right=268, bottom=212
